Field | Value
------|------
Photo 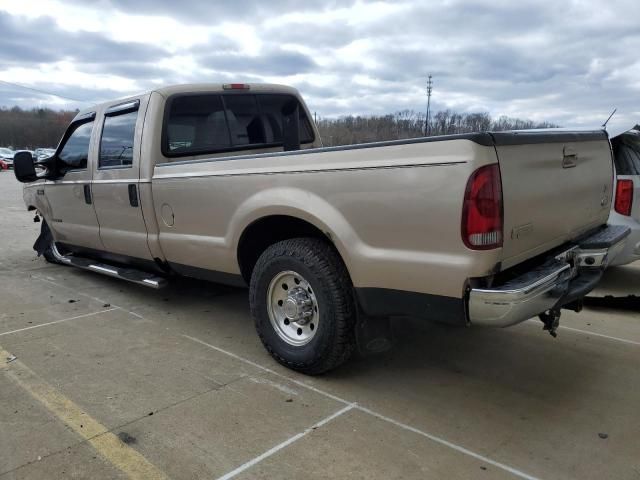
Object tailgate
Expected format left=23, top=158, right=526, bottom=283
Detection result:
left=493, top=131, right=613, bottom=269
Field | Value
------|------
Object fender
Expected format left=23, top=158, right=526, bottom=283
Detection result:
left=229, top=186, right=365, bottom=278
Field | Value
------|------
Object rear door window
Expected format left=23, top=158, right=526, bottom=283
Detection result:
left=99, top=108, right=139, bottom=168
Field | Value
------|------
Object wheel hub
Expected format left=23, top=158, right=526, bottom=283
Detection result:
left=283, top=287, right=313, bottom=324
left=267, top=271, right=320, bottom=346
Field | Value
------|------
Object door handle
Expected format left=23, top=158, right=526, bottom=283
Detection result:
left=83, top=184, right=92, bottom=204
left=128, top=184, right=139, bottom=207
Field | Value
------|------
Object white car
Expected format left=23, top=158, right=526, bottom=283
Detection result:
left=34, top=148, right=56, bottom=160
left=609, top=128, right=640, bottom=266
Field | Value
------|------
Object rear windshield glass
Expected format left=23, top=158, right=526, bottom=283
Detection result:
left=163, top=93, right=314, bottom=158
left=612, top=131, right=640, bottom=175
left=165, top=95, right=231, bottom=155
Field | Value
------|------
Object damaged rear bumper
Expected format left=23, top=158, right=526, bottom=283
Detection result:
left=468, top=225, right=630, bottom=327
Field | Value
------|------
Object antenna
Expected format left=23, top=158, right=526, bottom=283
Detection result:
left=602, top=108, right=617, bottom=129
left=425, top=75, right=433, bottom=136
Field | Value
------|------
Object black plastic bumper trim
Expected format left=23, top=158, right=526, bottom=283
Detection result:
left=355, top=288, right=467, bottom=326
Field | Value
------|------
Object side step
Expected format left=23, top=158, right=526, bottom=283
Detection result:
left=51, top=244, right=168, bottom=289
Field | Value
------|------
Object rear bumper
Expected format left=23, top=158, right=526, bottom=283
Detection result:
left=468, top=225, right=630, bottom=327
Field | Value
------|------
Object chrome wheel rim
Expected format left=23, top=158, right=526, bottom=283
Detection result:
left=267, top=270, right=319, bottom=346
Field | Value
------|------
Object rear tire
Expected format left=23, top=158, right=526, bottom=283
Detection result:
left=249, top=238, right=356, bottom=375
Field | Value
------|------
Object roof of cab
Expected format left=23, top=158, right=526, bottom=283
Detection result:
left=153, top=83, right=299, bottom=97
left=74, top=83, right=300, bottom=120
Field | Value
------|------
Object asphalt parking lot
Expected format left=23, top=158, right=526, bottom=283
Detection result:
left=0, top=171, right=639, bottom=480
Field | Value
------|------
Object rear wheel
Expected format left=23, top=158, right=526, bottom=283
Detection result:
left=249, top=238, right=356, bottom=375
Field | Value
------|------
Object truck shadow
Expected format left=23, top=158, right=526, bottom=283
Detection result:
left=61, top=269, right=627, bottom=416
left=583, top=263, right=640, bottom=312
left=584, top=295, right=640, bottom=312
left=331, top=317, right=603, bottom=408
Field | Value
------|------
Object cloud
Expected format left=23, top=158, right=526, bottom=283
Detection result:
left=68, top=0, right=359, bottom=24
left=0, top=12, right=167, bottom=65
left=0, top=0, right=637, bottom=133
left=198, top=50, right=316, bottom=76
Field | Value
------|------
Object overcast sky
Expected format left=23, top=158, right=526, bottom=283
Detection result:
left=0, top=0, right=638, bottom=133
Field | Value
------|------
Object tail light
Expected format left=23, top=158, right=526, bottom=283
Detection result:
left=614, top=179, right=634, bottom=216
left=462, top=164, right=503, bottom=250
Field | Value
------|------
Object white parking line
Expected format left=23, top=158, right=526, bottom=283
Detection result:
left=525, top=319, right=640, bottom=347
left=0, top=308, right=117, bottom=337
left=31, top=274, right=146, bottom=319
left=558, top=325, right=640, bottom=346
left=359, top=406, right=540, bottom=480
left=32, top=274, right=114, bottom=306
left=216, top=404, right=356, bottom=480
left=183, top=335, right=350, bottom=405
left=183, top=335, right=541, bottom=480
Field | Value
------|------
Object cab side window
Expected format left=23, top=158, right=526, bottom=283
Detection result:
left=58, top=120, right=94, bottom=170
left=99, top=108, right=139, bottom=168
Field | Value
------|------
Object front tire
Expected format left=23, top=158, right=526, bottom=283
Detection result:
left=249, top=238, right=356, bottom=375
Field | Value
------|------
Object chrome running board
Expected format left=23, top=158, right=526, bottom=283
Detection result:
left=51, top=244, right=167, bottom=289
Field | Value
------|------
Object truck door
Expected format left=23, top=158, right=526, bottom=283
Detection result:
left=91, top=97, right=153, bottom=261
left=44, top=112, right=103, bottom=251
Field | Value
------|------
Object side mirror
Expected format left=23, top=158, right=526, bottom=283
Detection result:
left=13, top=151, right=39, bottom=183
left=282, top=99, right=301, bottom=152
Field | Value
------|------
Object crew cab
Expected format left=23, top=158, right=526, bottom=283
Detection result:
left=13, top=83, right=629, bottom=374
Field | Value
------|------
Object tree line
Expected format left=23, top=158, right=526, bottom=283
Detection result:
left=0, top=104, right=560, bottom=150
left=0, top=106, right=77, bottom=149
left=316, top=110, right=559, bottom=146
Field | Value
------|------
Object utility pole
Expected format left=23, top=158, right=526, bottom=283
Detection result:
left=425, top=75, right=433, bottom=136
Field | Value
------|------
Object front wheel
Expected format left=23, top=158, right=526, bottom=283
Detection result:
left=249, top=238, right=356, bottom=375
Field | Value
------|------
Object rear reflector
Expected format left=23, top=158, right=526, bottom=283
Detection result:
left=462, top=164, right=503, bottom=250
left=614, top=179, right=634, bottom=216
left=223, top=83, right=250, bottom=90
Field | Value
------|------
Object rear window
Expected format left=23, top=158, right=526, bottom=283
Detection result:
left=612, top=131, right=640, bottom=176
left=163, top=93, right=314, bottom=158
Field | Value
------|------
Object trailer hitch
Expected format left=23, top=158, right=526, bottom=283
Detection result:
left=539, top=309, right=561, bottom=338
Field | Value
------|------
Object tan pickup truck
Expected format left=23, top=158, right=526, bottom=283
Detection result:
left=13, top=83, right=629, bottom=374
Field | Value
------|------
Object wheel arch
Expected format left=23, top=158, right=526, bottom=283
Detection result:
left=236, top=213, right=354, bottom=285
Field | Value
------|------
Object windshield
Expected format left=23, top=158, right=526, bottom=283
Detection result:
left=0, top=148, right=14, bottom=155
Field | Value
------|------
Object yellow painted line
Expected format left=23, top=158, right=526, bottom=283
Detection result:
left=0, top=347, right=168, bottom=480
